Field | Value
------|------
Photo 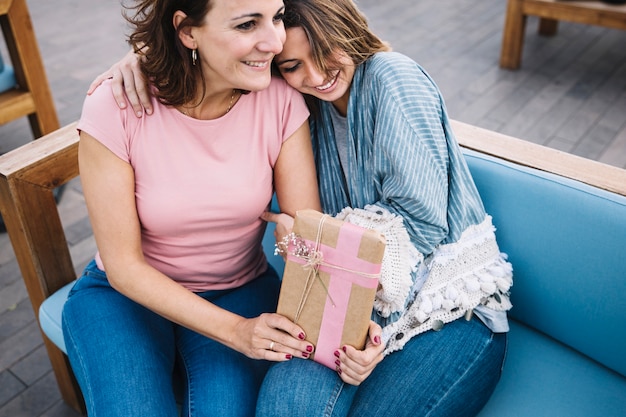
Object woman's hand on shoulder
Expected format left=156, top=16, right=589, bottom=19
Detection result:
left=336, top=321, right=385, bottom=385
left=233, top=313, right=314, bottom=362
left=87, top=48, right=153, bottom=117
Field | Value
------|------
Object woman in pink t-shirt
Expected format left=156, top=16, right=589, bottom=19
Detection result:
left=95, top=0, right=513, bottom=416
left=61, top=0, right=320, bottom=415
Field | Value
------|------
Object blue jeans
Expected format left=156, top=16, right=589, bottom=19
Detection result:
left=256, top=315, right=506, bottom=417
left=62, top=259, right=281, bottom=417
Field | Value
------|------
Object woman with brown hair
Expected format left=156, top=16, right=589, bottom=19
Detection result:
left=62, top=0, right=320, bottom=415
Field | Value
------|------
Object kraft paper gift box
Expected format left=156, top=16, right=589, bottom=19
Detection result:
left=276, top=209, right=386, bottom=369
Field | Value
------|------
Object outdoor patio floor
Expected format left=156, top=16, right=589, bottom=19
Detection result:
left=0, top=0, right=624, bottom=416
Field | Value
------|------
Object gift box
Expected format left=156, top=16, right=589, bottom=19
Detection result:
left=276, top=209, right=386, bottom=369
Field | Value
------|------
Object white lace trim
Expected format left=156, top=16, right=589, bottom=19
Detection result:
left=335, top=205, right=421, bottom=318
left=382, top=216, right=513, bottom=355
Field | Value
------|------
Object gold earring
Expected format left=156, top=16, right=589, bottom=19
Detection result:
left=191, top=49, right=197, bottom=66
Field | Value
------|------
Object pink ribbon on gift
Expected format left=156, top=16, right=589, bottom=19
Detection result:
left=287, top=218, right=381, bottom=369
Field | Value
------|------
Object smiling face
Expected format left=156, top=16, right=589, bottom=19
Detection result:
left=274, top=27, right=355, bottom=115
left=180, top=0, right=287, bottom=94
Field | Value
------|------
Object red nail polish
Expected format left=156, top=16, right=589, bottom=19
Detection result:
left=298, top=332, right=306, bottom=340
left=334, top=350, right=340, bottom=358
left=335, top=359, right=340, bottom=366
left=306, top=345, right=313, bottom=352
left=342, top=346, right=347, bottom=353
left=374, top=336, right=381, bottom=344
left=336, top=367, right=342, bottom=375
left=302, top=352, right=309, bottom=358
left=286, top=354, right=292, bottom=360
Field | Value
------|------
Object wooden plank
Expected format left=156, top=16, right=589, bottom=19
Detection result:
left=523, top=0, right=626, bottom=30
left=0, top=0, right=59, bottom=136
left=0, top=89, right=35, bottom=124
left=0, top=0, right=10, bottom=15
left=452, top=119, right=626, bottom=197
left=0, top=121, right=83, bottom=414
left=0, top=122, right=79, bottom=179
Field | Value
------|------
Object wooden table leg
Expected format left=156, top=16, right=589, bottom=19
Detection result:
left=500, top=0, right=527, bottom=69
left=538, top=17, right=559, bottom=36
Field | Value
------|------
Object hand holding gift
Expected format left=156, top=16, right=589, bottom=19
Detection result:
left=274, top=210, right=386, bottom=371
left=332, top=319, right=385, bottom=385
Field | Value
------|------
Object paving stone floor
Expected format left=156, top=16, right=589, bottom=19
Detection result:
left=0, top=0, right=624, bottom=415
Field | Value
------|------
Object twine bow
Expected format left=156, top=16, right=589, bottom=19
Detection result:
left=303, top=249, right=324, bottom=270
left=293, top=215, right=336, bottom=321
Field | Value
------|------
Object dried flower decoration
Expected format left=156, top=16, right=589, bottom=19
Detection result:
left=275, top=232, right=311, bottom=257
left=274, top=231, right=335, bottom=309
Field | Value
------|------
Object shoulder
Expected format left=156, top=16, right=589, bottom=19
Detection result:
left=361, top=52, right=441, bottom=104
left=236, top=77, right=308, bottom=143
left=365, top=52, right=436, bottom=88
left=79, top=79, right=127, bottom=132
left=367, top=51, right=416, bottom=69
left=81, top=79, right=147, bottom=126
left=84, top=80, right=163, bottom=119
left=366, top=52, right=422, bottom=77
left=262, top=76, right=303, bottom=102
left=267, top=75, right=291, bottom=91
left=246, top=76, right=307, bottom=115
left=83, top=79, right=121, bottom=112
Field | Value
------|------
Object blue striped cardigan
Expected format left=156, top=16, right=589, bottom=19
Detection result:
left=312, top=52, right=485, bottom=253
left=309, top=52, right=513, bottom=351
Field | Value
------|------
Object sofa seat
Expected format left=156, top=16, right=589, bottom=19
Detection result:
left=40, top=287, right=626, bottom=416
left=478, top=320, right=626, bottom=416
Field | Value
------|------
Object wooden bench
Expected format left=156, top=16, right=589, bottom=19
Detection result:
left=0, top=0, right=60, bottom=137
left=500, top=0, right=626, bottom=69
left=1, top=120, right=625, bottom=415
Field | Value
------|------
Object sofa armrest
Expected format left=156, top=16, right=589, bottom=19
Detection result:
left=0, top=121, right=83, bottom=412
left=0, top=121, right=79, bottom=306
left=451, top=119, right=626, bottom=197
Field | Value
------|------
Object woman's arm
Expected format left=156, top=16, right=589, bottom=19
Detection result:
left=265, top=120, right=321, bottom=243
left=273, top=120, right=321, bottom=215
left=79, top=132, right=312, bottom=361
left=87, top=49, right=153, bottom=117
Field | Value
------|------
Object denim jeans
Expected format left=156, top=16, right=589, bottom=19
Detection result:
left=62, top=259, right=281, bottom=417
left=256, top=315, right=506, bottom=417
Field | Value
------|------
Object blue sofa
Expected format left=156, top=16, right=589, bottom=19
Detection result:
left=0, top=53, right=16, bottom=93
left=1, top=120, right=625, bottom=415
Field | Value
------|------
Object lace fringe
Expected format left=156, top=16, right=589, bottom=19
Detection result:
left=382, top=216, right=513, bottom=355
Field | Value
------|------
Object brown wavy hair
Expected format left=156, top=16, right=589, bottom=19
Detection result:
left=123, top=0, right=211, bottom=107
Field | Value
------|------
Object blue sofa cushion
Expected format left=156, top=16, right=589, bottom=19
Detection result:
left=464, top=149, right=626, bottom=377
left=39, top=281, right=73, bottom=353
left=477, top=320, right=626, bottom=417
left=0, top=62, right=16, bottom=93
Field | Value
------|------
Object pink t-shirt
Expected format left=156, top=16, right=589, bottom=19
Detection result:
left=78, top=78, right=309, bottom=292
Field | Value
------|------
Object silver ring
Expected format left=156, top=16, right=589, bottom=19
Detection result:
left=269, top=341, right=275, bottom=351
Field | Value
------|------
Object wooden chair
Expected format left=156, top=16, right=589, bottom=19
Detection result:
left=0, top=122, right=83, bottom=412
left=500, top=0, right=626, bottom=69
left=0, top=0, right=59, bottom=137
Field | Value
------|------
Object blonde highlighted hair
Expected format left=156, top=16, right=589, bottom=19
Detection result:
left=282, top=0, right=391, bottom=77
